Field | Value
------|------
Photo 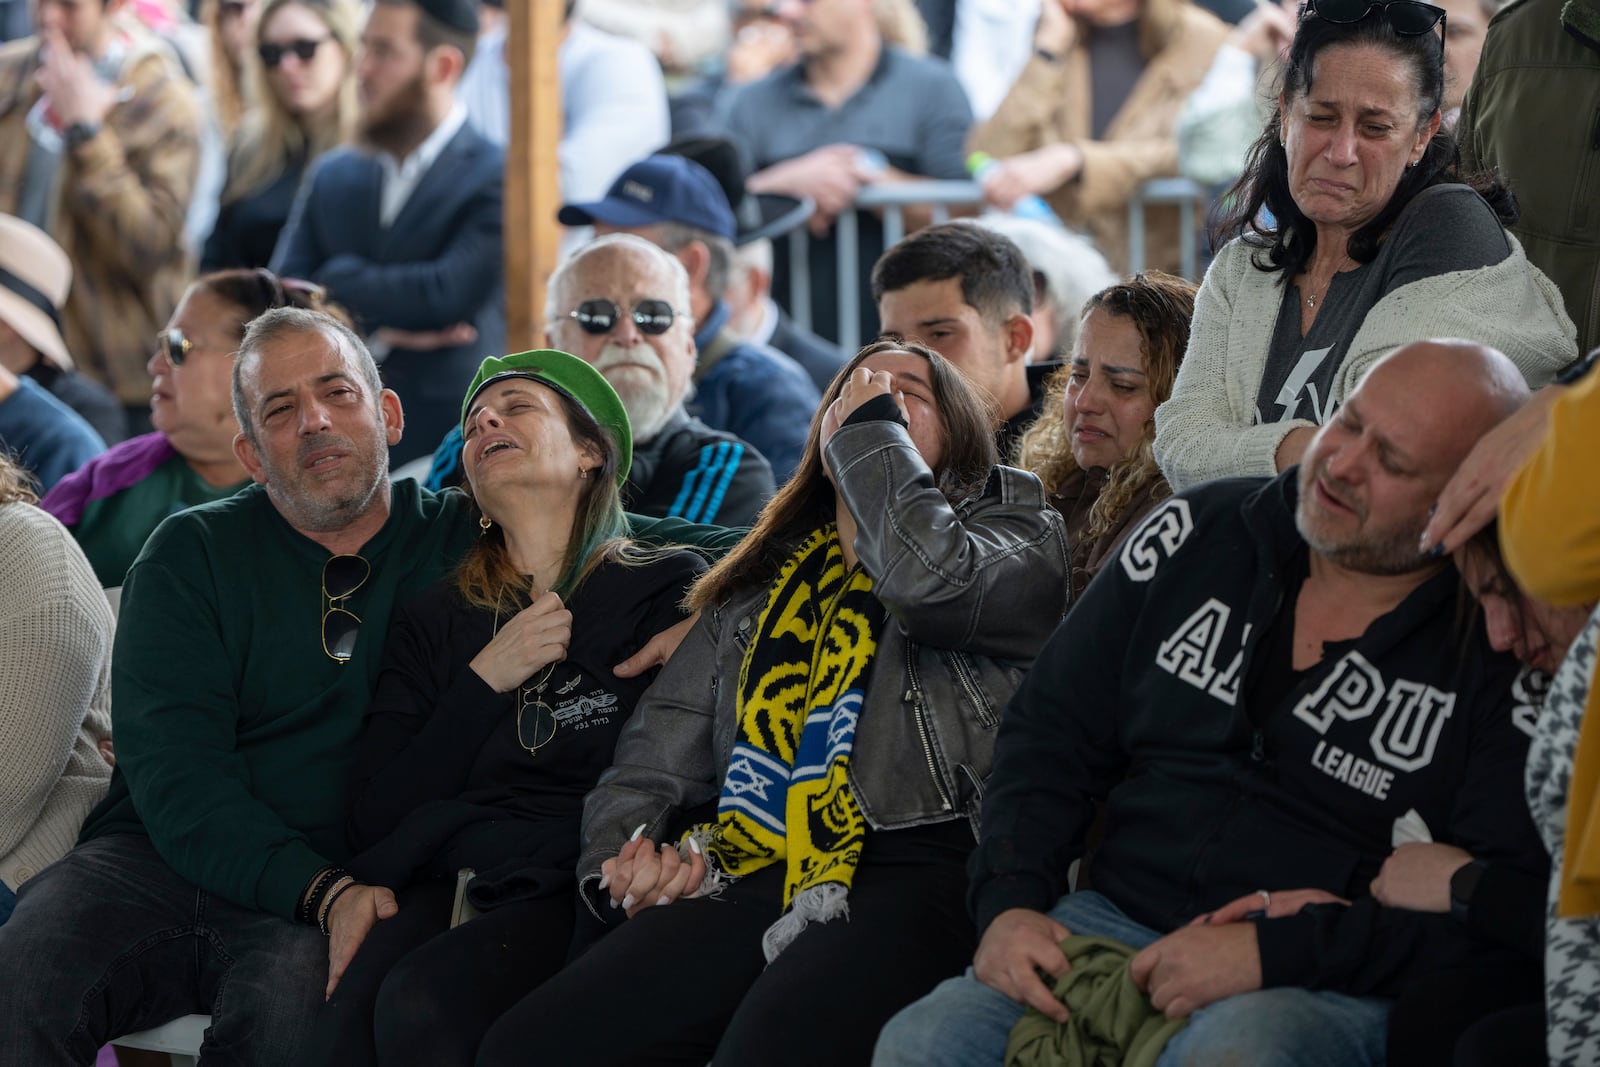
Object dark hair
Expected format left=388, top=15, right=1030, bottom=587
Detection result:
left=871, top=221, right=1034, bottom=324
left=455, top=384, right=632, bottom=607
left=377, top=0, right=477, bottom=68
left=193, top=268, right=352, bottom=341
left=1212, top=6, right=1515, bottom=280
left=690, top=338, right=998, bottom=609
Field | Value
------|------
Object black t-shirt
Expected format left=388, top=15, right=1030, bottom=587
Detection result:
left=1087, top=21, right=1144, bottom=140
left=1254, top=184, right=1511, bottom=427
left=345, top=550, right=707, bottom=892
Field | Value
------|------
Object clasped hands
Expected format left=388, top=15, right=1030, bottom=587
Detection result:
left=597, top=826, right=708, bottom=918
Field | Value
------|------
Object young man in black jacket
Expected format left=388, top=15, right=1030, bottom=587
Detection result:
left=874, top=339, right=1549, bottom=1067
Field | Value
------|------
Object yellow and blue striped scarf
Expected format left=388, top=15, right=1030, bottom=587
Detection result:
left=691, top=524, right=882, bottom=958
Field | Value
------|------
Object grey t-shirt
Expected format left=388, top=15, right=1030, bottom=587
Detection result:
left=719, top=46, right=974, bottom=344
left=1088, top=21, right=1144, bottom=140
left=1254, top=183, right=1511, bottom=425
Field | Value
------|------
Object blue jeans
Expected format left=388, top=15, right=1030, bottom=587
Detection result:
left=873, top=891, right=1392, bottom=1067
left=0, top=834, right=329, bottom=1066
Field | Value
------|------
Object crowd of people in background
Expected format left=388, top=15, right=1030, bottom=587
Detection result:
left=0, top=0, right=1597, bottom=1063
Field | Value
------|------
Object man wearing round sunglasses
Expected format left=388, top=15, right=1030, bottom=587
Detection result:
left=424, top=234, right=777, bottom=527
left=0, top=0, right=202, bottom=435
left=558, top=153, right=821, bottom=482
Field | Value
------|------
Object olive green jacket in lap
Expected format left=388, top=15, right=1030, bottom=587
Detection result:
left=77, top=478, right=743, bottom=920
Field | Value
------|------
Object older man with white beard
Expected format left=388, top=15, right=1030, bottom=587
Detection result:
left=543, top=234, right=775, bottom=525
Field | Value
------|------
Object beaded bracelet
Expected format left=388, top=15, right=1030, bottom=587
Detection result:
left=297, top=865, right=349, bottom=927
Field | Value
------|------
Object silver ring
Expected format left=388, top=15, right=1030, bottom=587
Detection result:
left=1258, top=889, right=1271, bottom=910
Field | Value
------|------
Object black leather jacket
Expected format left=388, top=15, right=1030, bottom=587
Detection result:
left=577, top=414, right=1069, bottom=884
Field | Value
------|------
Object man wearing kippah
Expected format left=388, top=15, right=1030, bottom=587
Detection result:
left=272, top=0, right=504, bottom=468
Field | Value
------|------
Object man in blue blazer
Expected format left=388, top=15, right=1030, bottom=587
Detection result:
left=273, top=0, right=503, bottom=465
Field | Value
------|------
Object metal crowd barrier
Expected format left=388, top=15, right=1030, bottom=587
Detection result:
left=786, top=177, right=1208, bottom=355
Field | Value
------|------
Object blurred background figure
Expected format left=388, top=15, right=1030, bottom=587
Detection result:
left=202, top=0, right=359, bottom=270
left=969, top=0, right=1227, bottom=274
left=722, top=0, right=974, bottom=344
left=458, top=0, right=670, bottom=205
left=0, top=214, right=124, bottom=444
left=1175, top=0, right=1296, bottom=189
left=0, top=0, right=203, bottom=434
left=976, top=213, right=1117, bottom=362
left=948, top=0, right=1040, bottom=120
left=41, top=269, right=343, bottom=591
left=0, top=451, right=113, bottom=929
left=667, top=134, right=849, bottom=391
left=1438, top=0, right=1502, bottom=127
left=1018, top=271, right=1195, bottom=597
left=1458, top=0, right=1599, bottom=356
left=272, top=0, right=505, bottom=465
left=201, top=0, right=264, bottom=137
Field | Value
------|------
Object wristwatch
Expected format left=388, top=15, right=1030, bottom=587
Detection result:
left=1449, top=860, right=1488, bottom=924
left=63, top=121, right=100, bottom=150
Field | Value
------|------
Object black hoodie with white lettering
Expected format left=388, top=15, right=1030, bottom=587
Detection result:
left=972, top=470, right=1548, bottom=996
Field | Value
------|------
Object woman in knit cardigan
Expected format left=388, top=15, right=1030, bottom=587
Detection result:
left=0, top=453, right=112, bottom=926
left=1152, top=0, right=1576, bottom=493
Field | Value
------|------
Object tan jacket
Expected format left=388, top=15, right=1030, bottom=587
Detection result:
left=0, top=26, right=201, bottom=405
left=969, top=1, right=1227, bottom=274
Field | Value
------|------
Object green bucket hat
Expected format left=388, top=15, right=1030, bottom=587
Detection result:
left=460, top=349, right=633, bottom=485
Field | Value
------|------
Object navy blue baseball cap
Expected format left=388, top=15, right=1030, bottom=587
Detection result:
left=558, top=155, right=737, bottom=241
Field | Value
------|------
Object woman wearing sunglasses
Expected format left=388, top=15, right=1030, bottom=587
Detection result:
left=1153, top=0, right=1577, bottom=493
left=310, top=350, right=707, bottom=1066
left=40, top=269, right=339, bottom=590
left=202, top=0, right=359, bottom=271
left=463, top=340, right=1068, bottom=1067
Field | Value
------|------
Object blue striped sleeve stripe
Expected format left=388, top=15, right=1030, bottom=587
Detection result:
left=668, top=441, right=745, bottom=523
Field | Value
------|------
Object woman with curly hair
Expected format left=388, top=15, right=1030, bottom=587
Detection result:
left=1019, top=270, right=1197, bottom=598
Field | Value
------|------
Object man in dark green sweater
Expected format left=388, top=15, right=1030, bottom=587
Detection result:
left=0, top=307, right=481, bottom=1064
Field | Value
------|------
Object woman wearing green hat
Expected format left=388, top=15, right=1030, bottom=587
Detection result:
left=309, top=350, right=705, bottom=1066
left=476, top=339, right=1071, bottom=1066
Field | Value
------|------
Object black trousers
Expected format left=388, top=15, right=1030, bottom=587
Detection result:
left=477, top=825, right=976, bottom=1067
left=1386, top=959, right=1545, bottom=1067
left=310, top=879, right=576, bottom=1067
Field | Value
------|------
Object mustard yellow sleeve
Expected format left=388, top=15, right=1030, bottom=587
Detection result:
left=1501, top=369, right=1600, bottom=606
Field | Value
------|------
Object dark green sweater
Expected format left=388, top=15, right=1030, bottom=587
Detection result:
left=80, top=481, right=477, bottom=919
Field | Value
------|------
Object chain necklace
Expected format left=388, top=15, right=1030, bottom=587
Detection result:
left=1302, top=253, right=1356, bottom=309
left=492, top=585, right=559, bottom=757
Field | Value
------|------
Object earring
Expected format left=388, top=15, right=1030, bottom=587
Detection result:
left=479, top=515, right=492, bottom=533
left=579, top=468, right=590, bottom=480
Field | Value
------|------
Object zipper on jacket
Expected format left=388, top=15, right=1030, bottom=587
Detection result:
left=1250, top=729, right=1267, bottom=763
left=905, top=643, right=955, bottom=812
left=947, top=651, right=999, bottom=729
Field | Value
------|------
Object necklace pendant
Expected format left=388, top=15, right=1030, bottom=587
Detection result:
left=1306, top=294, right=1316, bottom=308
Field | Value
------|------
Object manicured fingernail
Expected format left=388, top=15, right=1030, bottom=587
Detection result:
left=622, top=894, right=636, bottom=910
left=688, top=836, right=702, bottom=855
left=656, top=895, right=670, bottom=907
left=609, top=896, right=618, bottom=909
left=1427, top=502, right=1437, bottom=519
left=630, top=823, right=646, bottom=841
left=598, top=874, right=609, bottom=890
